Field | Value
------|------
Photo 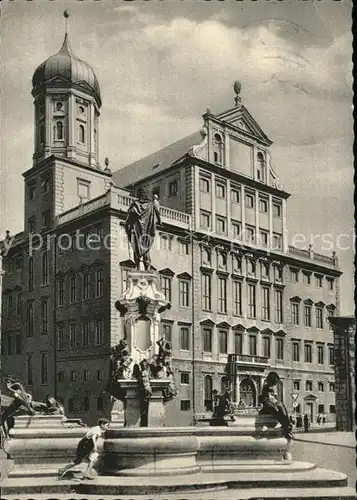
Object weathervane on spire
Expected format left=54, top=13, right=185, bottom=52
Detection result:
left=234, top=80, right=242, bottom=106
left=63, top=9, right=70, bottom=34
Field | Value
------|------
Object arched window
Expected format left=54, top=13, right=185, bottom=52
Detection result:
left=78, top=124, right=85, bottom=143
left=239, top=378, right=256, bottom=407
left=204, top=374, right=213, bottom=411
left=257, top=152, right=266, bottom=182
left=42, top=251, right=48, bottom=286
left=56, top=121, right=63, bottom=140
left=221, top=376, right=229, bottom=394
left=213, top=133, right=223, bottom=165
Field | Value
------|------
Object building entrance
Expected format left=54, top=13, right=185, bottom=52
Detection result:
left=239, top=378, right=256, bottom=407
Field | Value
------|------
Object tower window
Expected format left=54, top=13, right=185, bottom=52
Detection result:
left=56, top=102, right=63, bottom=111
left=257, top=152, right=266, bottom=182
left=78, top=105, right=85, bottom=114
left=78, top=124, right=85, bottom=144
left=213, top=133, right=223, bottom=165
left=56, top=121, right=64, bottom=140
left=39, top=123, right=45, bottom=145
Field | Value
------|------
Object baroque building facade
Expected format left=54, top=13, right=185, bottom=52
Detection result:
left=1, top=31, right=341, bottom=426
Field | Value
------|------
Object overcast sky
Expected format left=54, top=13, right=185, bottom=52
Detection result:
left=0, top=0, right=353, bottom=313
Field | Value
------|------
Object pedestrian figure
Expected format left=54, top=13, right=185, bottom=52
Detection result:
left=296, top=414, right=302, bottom=431
left=317, top=413, right=321, bottom=425
left=58, top=418, right=110, bottom=480
left=322, top=413, right=326, bottom=424
left=303, top=413, right=309, bottom=432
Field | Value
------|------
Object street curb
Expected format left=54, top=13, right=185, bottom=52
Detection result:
left=293, top=438, right=355, bottom=449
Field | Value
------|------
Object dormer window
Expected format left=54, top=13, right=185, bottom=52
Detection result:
left=213, top=133, right=223, bottom=165
left=55, top=121, right=63, bottom=140
left=257, top=152, right=266, bottom=182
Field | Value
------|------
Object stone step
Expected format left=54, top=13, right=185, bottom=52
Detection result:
left=1, top=464, right=348, bottom=496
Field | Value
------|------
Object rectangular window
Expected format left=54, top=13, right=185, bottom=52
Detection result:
left=290, top=269, right=299, bottom=283
left=232, top=255, right=242, bottom=273
left=318, top=382, right=324, bottom=392
left=58, top=372, right=64, bottom=383
left=181, top=373, right=190, bottom=385
left=316, top=308, right=323, bottom=329
left=304, top=305, right=312, bottom=327
left=83, top=273, right=90, bottom=300
left=234, top=332, right=243, bottom=354
left=160, top=276, right=172, bottom=302
left=69, top=398, right=75, bottom=412
left=97, top=370, right=103, bottom=381
left=97, top=397, right=104, bottom=411
left=58, top=280, right=64, bottom=307
left=260, top=230, right=269, bottom=247
left=273, top=203, right=281, bottom=217
left=274, top=266, right=283, bottom=282
left=201, top=248, right=211, bottom=266
left=261, top=287, right=270, bottom=321
left=42, top=209, right=50, bottom=228
left=69, top=322, right=76, bottom=348
left=218, top=277, right=227, bottom=314
left=179, top=280, right=190, bottom=307
left=272, top=233, right=282, bottom=250
left=246, top=226, right=255, bottom=244
left=274, top=289, right=283, bottom=323
left=178, top=241, right=189, bottom=255
left=95, top=268, right=104, bottom=297
left=41, top=178, right=50, bottom=194
left=29, top=184, right=36, bottom=200
left=329, top=405, right=336, bottom=414
left=216, top=216, right=226, bottom=235
left=232, top=221, right=241, bottom=239
left=28, top=257, right=34, bottom=290
left=327, top=278, right=334, bottom=291
left=317, top=345, right=324, bottom=365
left=27, top=355, right=33, bottom=386
left=219, top=330, right=228, bottom=354
left=162, top=323, right=172, bottom=342
left=259, top=198, right=268, bottom=213
left=276, top=338, right=284, bottom=360
left=263, top=336, right=271, bottom=358
left=168, top=179, right=178, bottom=197
left=199, top=177, right=210, bottom=193
left=304, top=343, right=312, bottom=363
left=291, top=303, right=299, bottom=325
left=95, top=318, right=104, bottom=345
left=42, top=252, right=49, bottom=286
left=249, top=335, right=257, bottom=356
left=121, top=268, right=129, bottom=293
left=83, top=321, right=90, bottom=347
left=231, top=189, right=240, bottom=203
left=203, top=328, right=212, bottom=352
left=180, top=326, right=190, bottom=351
left=27, top=302, right=34, bottom=337
left=293, top=380, right=300, bottom=391
left=70, top=275, right=77, bottom=304
left=77, top=179, right=90, bottom=202
left=180, top=400, right=191, bottom=411
left=15, top=333, right=21, bottom=354
left=245, top=193, right=254, bottom=209
left=306, top=380, right=313, bottom=391
left=41, top=299, right=48, bottom=335
left=160, top=235, right=171, bottom=251
left=233, top=281, right=242, bottom=316
left=293, top=342, right=300, bottom=362
left=303, top=272, right=311, bottom=285
left=202, top=274, right=212, bottom=311
left=40, top=353, right=48, bottom=385
left=7, top=332, right=12, bottom=355
left=329, top=346, right=334, bottom=365
left=83, top=370, right=89, bottom=382
left=216, top=183, right=226, bottom=198
left=58, top=325, right=65, bottom=349
left=315, top=275, right=323, bottom=287
left=329, top=382, right=335, bottom=392
left=248, top=284, right=256, bottom=318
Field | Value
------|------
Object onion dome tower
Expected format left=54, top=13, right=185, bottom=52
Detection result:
left=31, top=10, right=101, bottom=169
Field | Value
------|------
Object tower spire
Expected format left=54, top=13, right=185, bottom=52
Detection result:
left=63, top=9, right=70, bottom=35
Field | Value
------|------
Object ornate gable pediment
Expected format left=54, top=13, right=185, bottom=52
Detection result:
left=304, top=298, right=314, bottom=306
left=274, top=329, right=286, bottom=337
left=246, top=326, right=259, bottom=333
left=261, top=328, right=273, bottom=335
left=119, top=259, right=136, bottom=269
left=159, top=268, right=175, bottom=277
left=232, top=323, right=245, bottom=331
left=216, top=321, right=231, bottom=329
left=200, top=319, right=215, bottom=327
left=216, top=105, right=272, bottom=146
left=290, top=296, right=302, bottom=303
left=315, top=301, right=325, bottom=308
left=177, top=272, right=192, bottom=280
left=75, top=80, right=95, bottom=94
left=45, top=75, right=70, bottom=87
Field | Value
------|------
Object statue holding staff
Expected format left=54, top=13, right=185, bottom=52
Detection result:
left=125, top=188, right=161, bottom=270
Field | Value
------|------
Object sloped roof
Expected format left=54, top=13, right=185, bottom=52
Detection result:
left=113, top=131, right=201, bottom=189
